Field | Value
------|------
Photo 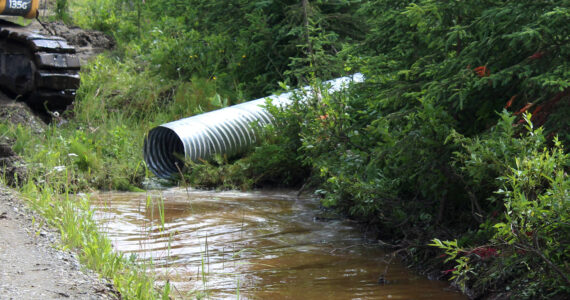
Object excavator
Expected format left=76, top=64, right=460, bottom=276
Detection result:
left=0, top=0, right=79, bottom=112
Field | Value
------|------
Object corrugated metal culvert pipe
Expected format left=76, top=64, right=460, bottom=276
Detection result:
left=144, top=74, right=364, bottom=179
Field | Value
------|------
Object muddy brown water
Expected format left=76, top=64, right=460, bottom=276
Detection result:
left=90, top=188, right=466, bottom=299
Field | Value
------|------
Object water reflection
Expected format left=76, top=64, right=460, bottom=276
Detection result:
left=91, top=188, right=465, bottom=299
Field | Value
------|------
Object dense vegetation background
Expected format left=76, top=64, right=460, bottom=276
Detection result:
left=1, top=0, right=568, bottom=299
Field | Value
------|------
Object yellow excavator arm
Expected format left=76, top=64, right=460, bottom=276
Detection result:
left=0, top=0, right=39, bottom=19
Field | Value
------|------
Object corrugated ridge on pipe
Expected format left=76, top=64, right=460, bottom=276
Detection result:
left=144, top=73, right=364, bottom=178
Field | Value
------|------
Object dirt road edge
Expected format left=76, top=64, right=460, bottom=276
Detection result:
left=0, top=185, right=119, bottom=299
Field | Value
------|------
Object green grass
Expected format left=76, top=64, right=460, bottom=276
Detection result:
left=2, top=171, right=163, bottom=299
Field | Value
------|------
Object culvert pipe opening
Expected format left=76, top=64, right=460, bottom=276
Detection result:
left=144, top=126, right=185, bottom=179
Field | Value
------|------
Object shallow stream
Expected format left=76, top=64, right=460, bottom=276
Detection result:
left=91, top=188, right=466, bottom=299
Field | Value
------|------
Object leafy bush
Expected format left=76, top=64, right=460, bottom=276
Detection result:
left=432, top=114, right=569, bottom=298
left=492, top=136, right=569, bottom=297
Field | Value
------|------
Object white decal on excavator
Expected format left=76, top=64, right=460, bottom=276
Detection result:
left=4, top=0, right=32, bottom=15
left=9, top=0, right=30, bottom=10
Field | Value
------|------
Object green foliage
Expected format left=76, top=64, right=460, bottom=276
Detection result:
left=72, top=0, right=127, bottom=34
left=5, top=0, right=567, bottom=298
left=354, top=0, right=569, bottom=135
left=214, top=1, right=568, bottom=297
left=71, top=0, right=363, bottom=98
left=183, top=155, right=254, bottom=190
left=433, top=115, right=569, bottom=298
left=429, top=239, right=472, bottom=291
left=171, top=78, right=229, bottom=117
left=76, top=55, right=175, bottom=122
left=492, top=135, right=569, bottom=297
left=55, top=0, right=71, bottom=23
left=449, top=112, right=549, bottom=213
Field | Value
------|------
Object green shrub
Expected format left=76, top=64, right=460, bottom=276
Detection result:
left=491, top=136, right=569, bottom=297
left=432, top=114, right=569, bottom=298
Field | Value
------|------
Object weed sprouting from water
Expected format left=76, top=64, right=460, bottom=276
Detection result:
left=161, top=281, right=171, bottom=300
left=236, top=276, right=240, bottom=299
left=176, top=161, right=194, bottom=213
left=158, top=196, right=166, bottom=232
left=205, top=234, right=210, bottom=275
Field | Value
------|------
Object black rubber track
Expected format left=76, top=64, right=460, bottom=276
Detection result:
left=0, top=20, right=79, bottom=112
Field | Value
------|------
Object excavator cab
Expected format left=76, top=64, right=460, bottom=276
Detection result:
left=0, top=0, right=79, bottom=112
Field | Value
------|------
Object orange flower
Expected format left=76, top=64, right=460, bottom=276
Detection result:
left=528, top=51, right=544, bottom=60
left=319, top=114, right=329, bottom=120
left=505, top=95, right=517, bottom=109
left=443, top=268, right=457, bottom=275
left=514, top=102, right=534, bottom=115
left=532, top=104, right=544, bottom=115
left=474, top=66, right=490, bottom=77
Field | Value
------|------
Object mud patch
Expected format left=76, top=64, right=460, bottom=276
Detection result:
left=37, top=21, right=115, bottom=65
left=0, top=143, right=27, bottom=187
left=0, top=92, right=46, bottom=133
left=0, top=92, right=46, bottom=186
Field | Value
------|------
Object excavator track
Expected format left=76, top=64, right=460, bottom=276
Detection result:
left=0, top=20, right=79, bottom=112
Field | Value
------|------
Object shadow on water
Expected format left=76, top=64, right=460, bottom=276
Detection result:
left=90, top=188, right=466, bottom=299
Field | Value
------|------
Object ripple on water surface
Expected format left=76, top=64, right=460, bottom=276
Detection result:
left=91, top=188, right=466, bottom=299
